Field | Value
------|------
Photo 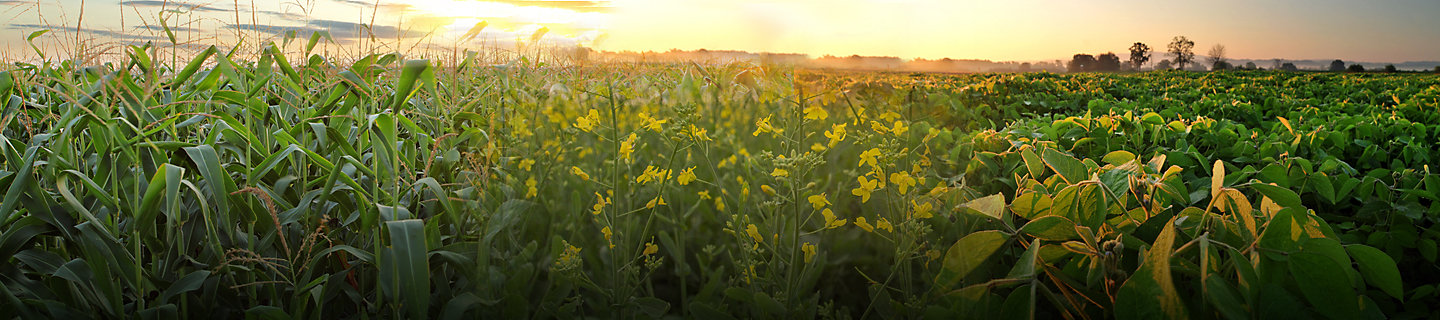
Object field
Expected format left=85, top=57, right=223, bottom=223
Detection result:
left=1, top=45, right=1439, bottom=319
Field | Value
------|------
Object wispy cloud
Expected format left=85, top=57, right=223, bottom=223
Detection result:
left=486, top=0, right=611, bottom=13
left=8, top=23, right=168, bottom=42
left=328, top=0, right=413, bottom=11
left=120, top=0, right=229, bottom=13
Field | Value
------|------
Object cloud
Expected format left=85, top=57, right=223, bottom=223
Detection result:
left=224, top=19, right=439, bottom=41
left=328, top=0, right=414, bottom=11
left=7, top=23, right=167, bottom=42
left=119, top=0, right=230, bottom=13
left=484, top=0, right=611, bottom=13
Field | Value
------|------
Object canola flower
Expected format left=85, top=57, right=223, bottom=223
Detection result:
left=574, top=109, right=601, bottom=132
left=519, top=159, right=535, bottom=171
left=802, top=243, right=817, bottom=263
left=646, top=196, right=667, bottom=208
left=753, top=115, right=783, bottom=137
left=525, top=177, right=537, bottom=198
left=746, top=224, right=763, bottom=249
left=687, top=124, right=712, bottom=142
left=877, top=218, right=894, bottom=233
left=859, top=148, right=881, bottom=168
left=771, top=168, right=789, bottom=178
left=808, top=193, right=830, bottom=210
left=890, top=171, right=916, bottom=194
left=643, top=242, right=659, bottom=256
left=853, top=176, right=880, bottom=203
left=825, top=123, right=847, bottom=148
left=639, top=113, right=668, bottom=132
left=571, top=166, right=590, bottom=181
left=760, top=185, right=777, bottom=196
left=677, top=167, right=697, bottom=185
left=855, top=217, right=876, bottom=232
left=602, top=226, right=614, bottom=249
left=912, top=200, right=934, bottom=219
left=803, top=105, right=828, bottom=121
left=821, top=209, right=847, bottom=229
left=619, top=133, right=638, bottom=161
left=591, top=192, right=610, bottom=215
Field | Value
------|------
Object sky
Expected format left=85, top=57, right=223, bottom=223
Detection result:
left=1, top=0, right=1438, bottom=62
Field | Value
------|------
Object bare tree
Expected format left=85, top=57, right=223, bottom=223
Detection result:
left=1128, top=42, right=1151, bottom=70
left=1168, top=36, right=1195, bottom=70
left=1207, top=44, right=1227, bottom=70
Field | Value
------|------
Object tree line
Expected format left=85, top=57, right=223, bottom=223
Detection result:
left=1067, top=36, right=1436, bottom=73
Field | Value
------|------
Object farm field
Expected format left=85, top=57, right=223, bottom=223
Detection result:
left=2, top=47, right=1439, bottom=319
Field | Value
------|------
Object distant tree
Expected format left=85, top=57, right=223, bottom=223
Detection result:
left=1329, top=60, right=1346, bottom=72
left=1019, top=62, right=1032, bottom=72
left=1096, top=52, right=1122, bottom=72
left=1156, top=59, right=1173, bottom=70
left=1245, top=62, right=1258, bottom=70
left=1281, top=63, right=1298, bottom=71
left=1212, top=61, right=1232, bottom=71
left=1207, top=44, right=1227, bottom=70
left=1167, top=36, right=1195, bottom=70
left=1383, top=64, right=1397, bottom=73
left=1272, top=59, right=1283, bottom=70
left=1435, top=66, right=1439, bottom=73
left=1128, top=42, right=1151, bottom=70
left=1348, top=64, right=1366, bottom=72
left=1069, top=54, right=1096, bottom=73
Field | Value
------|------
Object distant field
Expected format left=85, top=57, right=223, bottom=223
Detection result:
left=1, top=47, right=1438, bottom=318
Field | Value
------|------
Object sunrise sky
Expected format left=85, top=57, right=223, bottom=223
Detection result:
left=1, top=0, right=1437, bottom=62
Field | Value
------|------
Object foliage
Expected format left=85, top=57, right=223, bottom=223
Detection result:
left=1, top=46, right=1438, bottom=318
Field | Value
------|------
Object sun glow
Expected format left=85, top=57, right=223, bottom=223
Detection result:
left=397, top=0, right=609, bottom=41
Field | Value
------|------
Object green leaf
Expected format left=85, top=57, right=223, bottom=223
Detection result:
left=1010, top=192, right=1052, bottom=220
left=1204, top=276, right=1249, bottom=320
left=1115, top=215, right=1187, bottom=320
left=1102, top=150, right=1135, bottom=165
left=159, top=270, right=210, bottom=303
left=961, top=193, right=1006, bottom=221
left=1288, top=252, right=1360, bottom=319
left=1345, top=245, right=1403, bottom=299
left=1211, top=160, right=1225, bottom=199
left=1249, top=181, right=1302, bottom=209
left=1018, top=216, right=1078, bottom=241
left=1042, top=148, right=1087, bottom=184
left=935, top=231, right=1010, bottom=291
left=1051, top=184, right=1105, bottom=230
left=1021, top=148, right=1045, bottom=178
left=382, top=219, right=430, bottom=319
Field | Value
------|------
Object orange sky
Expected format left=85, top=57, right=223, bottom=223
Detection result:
left=2, top=0, right=1438, bottom=62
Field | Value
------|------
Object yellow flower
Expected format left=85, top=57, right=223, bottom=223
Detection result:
left=519, top=159, right=535, bottom=171
left=571, top=166, right=590, bottom=181
left=761, top=185, right=777, bottom=196
left=822, top=208, right=846, bottom=229
left=619, top=133, right=638, bottom=161
left=688, top=124, right=712, bottom=142
left=912, top=200, right=933, bottom=219
left=808, top=193, right=830, bottom=210
left=698, top=190, right=712, bottom=199
left=525, top=177, right=537, bottom=198
left=643, top=242, right=659, bottom=256
left=802, top=242, right=817, bottom=263
left=870, top=121, right=889, bottom=134
left=746, top=224, right=763, bottom=247
left=859, top=148, right=881, bottom=168
left=591, top=192, right=609, bottom=215
left=803, top=105, right=828, bottom=121
left=602, top=226, right=614, bottom=248
left=879, top=111, right=902, bottom=123
left=877, top=218, right=894, bottom=233
left=890, top=120, right=909, bottom=136
left=825, top=123, right=847, bottom=148
left=753, top=115, right=783, bottom=137
left=890, top=171, right=916, bottom=194
left=771, top=168, right=789, bottom=178
left=678, top=167, right=697, bottom=185
left=647, top=196, right=667, bottom=208
left=852, top=176, right=880, bottom=203
left=811, top=143, right=827, bottom=152
left=855, top=217, right=875, bottom=232
left=715, top=197, right=726, bottom=211
left=636, top=166, right=671, bottom=185
left=639, top=113, right=668, bottom=132
left=574, top=109, right=600, bottom=132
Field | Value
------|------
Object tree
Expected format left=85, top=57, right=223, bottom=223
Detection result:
left=1245, top=62, right=1257, bottom=70
left=1019, top=62, right=1032, bottom=72
left=1329, top=60, right=1346, bottom=72
left=1434, top=66, right=1439, bottom=73
left=1383, top=64, right=1397, bottom=73
left=1207, top=44, right=1227, bottom=70
left=1128, top=42, right=1151, bottom=70
left=1069, top=54, right=1096, bottom=73
left=1156, top=59, right=1172, bottom=70
left=1281, top=63, right=1298, bottom=71
left=1167, top=36, right=1195, bottom=70
left=1096, top=52, right=1122, bottom=72
left=1272, top=59, right=1283, bottom=70
left=1348, top=64, right=1366, bottom=72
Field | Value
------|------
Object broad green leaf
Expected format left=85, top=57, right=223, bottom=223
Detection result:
left=1345, top=245, right=1403, bottom=299
left=1021, top=148, right=1044, bottom=178
left=961, top=193, right=1006, bottom=221
left=1051, top=184, right=1105, bottom=230
left=935, top=231, right=1010, bottom=291
left=1289, top=252, right=1360, bottom=319
left=1010, top=192, right=1052, bottom=219
left=383, top=219, right=430, bottom=319
left=1042, top=148, right=1087, bottom=184
left=1211, top=160, right=1225, bottom=198
left=1018, top=216, right=1078, bottom=241
left=1115, top=215, right=1187, bottom=320
left=1102, top=150, right=1135, bottom=165
left=1249, top=181, right=1302, bottom=209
